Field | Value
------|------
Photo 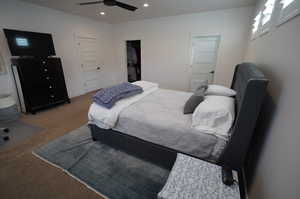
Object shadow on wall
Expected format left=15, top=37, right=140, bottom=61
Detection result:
left=245, top=92, right=276, bottom=190
left=244, top=66, right=282, bottom=192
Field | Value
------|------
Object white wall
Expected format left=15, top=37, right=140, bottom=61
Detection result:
left=0, top=1, right=254, bottom=99
left=0, top=0, right=117, bottom=99
left=113, top=7, right=253, bottom=91
left=244, top=1, right=300, bottom=198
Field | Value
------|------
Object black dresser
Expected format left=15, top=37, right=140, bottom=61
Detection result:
left=11, top=57, right=70, bottom=114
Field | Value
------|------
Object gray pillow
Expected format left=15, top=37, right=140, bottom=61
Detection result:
left=183, top=87, right=207, bottom=114
left=195, top=80, right=208, bottom=91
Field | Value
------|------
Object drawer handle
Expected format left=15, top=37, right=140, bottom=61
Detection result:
left=49, top=86, right=53, bottom=89
left=50, top=95, right=55, bottom=98
left=44, top=69, right=48, bottom=72
left=46, top=77, right=50, bottom=80
left=42, top=61, right=46, bottom=64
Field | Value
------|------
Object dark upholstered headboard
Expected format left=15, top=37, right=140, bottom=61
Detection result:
left=218, top=63, right=269, bottom=171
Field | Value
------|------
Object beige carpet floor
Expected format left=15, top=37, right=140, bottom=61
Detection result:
left=0, top=92, right=104, bottom=199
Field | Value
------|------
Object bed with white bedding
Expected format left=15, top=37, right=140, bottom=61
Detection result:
left=88, top=63, right=268, bottom=172
left=89, top=87, right=227, bottom=162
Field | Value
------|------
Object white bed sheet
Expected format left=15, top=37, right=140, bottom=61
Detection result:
left=88, top=81, right=158, bottom=129
left=89, top=88, right=228, bottom=161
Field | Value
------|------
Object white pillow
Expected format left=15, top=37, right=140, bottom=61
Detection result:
left=192, top=95, right=235, bottom=138
left=205, top=84, right=236, bottom=97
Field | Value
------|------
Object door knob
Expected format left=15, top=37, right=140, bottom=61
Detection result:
left=97, top=67, right=101, bottom=70
left=210, top=71, right=215, bottom=74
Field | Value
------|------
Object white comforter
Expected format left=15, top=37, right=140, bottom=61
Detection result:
left=88, top=81, right=159, bottom=129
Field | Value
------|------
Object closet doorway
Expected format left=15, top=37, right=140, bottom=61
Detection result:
left=126, top=40, right=141, bottom=82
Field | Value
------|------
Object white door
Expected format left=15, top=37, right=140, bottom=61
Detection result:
left=76, top=35, right=102, bottom=94
left=189, top=35, right=220, bottom=91
left=0, top=51, right=5, bottom=73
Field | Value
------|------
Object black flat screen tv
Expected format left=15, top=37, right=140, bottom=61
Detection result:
left=3, top=29, right=56, bottom=57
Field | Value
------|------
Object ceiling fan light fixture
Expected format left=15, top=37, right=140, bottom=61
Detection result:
left=100, top=11, right=106, bottom=15
left=79, top=0, right=138, bottom=12
left=143, top=3, right=149, bottom=7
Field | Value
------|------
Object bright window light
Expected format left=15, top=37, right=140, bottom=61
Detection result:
left=277, top=0, right=300, bottom=26
left=252, top=11, right=262, bottom=33
left=262, top=0, right=276, bottom=25
left=281, top=0, right=295, bottom=9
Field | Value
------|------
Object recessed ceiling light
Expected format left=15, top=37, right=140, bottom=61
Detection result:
left=100, top=12, right=106, bottom=16
left=143, top=3, right=149, bottom=7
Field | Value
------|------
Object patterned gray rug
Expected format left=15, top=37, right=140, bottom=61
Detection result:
left=33, top=125, right=171, bottom=199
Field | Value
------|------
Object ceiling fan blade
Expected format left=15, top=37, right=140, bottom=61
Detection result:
left=115, top=1, right=138, bottom=11
left=78, top=1, right=103, bottom=6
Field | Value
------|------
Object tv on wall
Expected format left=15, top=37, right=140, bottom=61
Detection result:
left=3, top=29, right=56, bottom=57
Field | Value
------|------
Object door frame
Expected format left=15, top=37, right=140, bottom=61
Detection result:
left=188, top=33, right=221, bottom=85
left=123, top=39, right=143, bottom=82
left=74, top=32, right=99, bottom=95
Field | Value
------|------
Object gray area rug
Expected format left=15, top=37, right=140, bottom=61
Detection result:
left=33, top=125, right=171, bottom=199
left=158, top=154, right=240, bottom=199
left=0, top=120, right=43, bottom=150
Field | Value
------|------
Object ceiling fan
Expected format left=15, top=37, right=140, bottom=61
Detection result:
left=78, top=0, right=138, bottom=12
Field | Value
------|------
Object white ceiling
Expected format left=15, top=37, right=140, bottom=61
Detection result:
left=21, top=0, right=255, bottom=24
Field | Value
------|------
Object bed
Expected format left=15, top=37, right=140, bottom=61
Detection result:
left=88, top=63, right=268, bottom=175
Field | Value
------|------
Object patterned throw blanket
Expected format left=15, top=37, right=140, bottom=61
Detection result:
left=93, top=82, right=143, bottom=109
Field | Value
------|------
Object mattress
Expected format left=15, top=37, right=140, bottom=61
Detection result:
left=111, top=88, right=227, bottom=162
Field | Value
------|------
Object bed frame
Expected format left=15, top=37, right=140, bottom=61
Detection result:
left=89, top=63, right=268, bottom=185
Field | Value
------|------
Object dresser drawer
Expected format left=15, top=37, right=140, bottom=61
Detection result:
left=49, top=90, right=67, bottom=103
left=11, top=57, right=70, bottom=114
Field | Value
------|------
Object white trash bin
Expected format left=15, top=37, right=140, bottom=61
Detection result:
left=0, top=95, right=20, bottom=123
